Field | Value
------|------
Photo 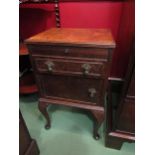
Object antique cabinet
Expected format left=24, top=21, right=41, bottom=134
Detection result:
left=19, top=111, right=40, bottom=155
left=26, top=28, right=115, bottom=139
left=105, top=49, right=135, bottom=149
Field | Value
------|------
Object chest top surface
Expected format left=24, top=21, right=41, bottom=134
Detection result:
left=25, top=28, right=115, bottom=48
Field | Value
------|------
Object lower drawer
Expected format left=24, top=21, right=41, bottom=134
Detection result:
left=37, top=74, right=104, bottom=105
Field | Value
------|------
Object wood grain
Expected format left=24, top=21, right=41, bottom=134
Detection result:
left=26, top=28, right=116, bottom=48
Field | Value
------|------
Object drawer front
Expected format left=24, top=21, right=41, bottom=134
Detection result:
left=37, top=74, right=103, bottom=105
left=33, top=57, right=106, bottom=77
left=28, top=45, right=109, bottom=60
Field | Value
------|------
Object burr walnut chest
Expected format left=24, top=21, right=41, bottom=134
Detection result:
left=26, top=28, right=115, bottom=139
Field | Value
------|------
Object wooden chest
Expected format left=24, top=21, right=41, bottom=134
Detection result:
left=26, top=28, right=115, bottom=139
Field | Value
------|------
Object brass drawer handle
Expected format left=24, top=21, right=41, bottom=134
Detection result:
left=64, top=48, right=69, bottom=54
left=82, top=63, right=91, bottom=75
left=88, top=88, right=97, bottom=98
left=45, top=61, right=55, bottom=72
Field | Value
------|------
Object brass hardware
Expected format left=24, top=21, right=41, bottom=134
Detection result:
left=82, top=63, right=91, bottom=75
left=45, top=61, right=55, bottom=72
left=88, top=88, right=97, bottom=98
left=64, top=48, right=69, bottom=53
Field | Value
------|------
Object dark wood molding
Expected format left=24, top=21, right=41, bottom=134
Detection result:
left=105, top=49, right=135, bottom=149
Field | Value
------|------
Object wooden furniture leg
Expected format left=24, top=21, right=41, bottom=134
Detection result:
left=90, top=109, right=105, bottom=140
left=38, top=101, right=51, bottom=129
left=20, top=111, right=40, bottom=155
left=105, top=135, right=124, bottom=150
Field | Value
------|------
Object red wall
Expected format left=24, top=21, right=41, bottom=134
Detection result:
left=20, top=2, right=123, bottom=40
left=60, top=2, right=123, bottom=40
left=111, top=0, right=135, bottom=77
left=19, top=1, right=134, bottom=78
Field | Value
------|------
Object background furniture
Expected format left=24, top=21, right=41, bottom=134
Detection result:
left=26, top=28, right=115, bottom=139
left=19, top=43, right=38, bottom=94
left=105, top=44, right=135, bottom=149
left=104, top=0, right=134, bottom=149
left=19, top=111, right=40, bottom=155
left=19, top=2, right=55, bottom=94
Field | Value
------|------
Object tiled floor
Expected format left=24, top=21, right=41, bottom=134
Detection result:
left=20, top=94, right=135, bottom=155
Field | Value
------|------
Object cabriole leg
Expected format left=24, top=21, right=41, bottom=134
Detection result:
left=90, top=109, right=105, bottom=140
left=38, top=101, right=51, bottom=129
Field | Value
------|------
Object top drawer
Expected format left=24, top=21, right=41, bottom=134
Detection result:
left=27, top=44, right=109, bottom=60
